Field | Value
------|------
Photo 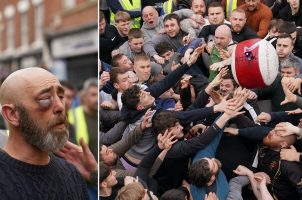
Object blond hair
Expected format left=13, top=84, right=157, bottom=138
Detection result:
left=115, top=182, right=145, bottom=200
left=115, top=11, right=131, bottom=23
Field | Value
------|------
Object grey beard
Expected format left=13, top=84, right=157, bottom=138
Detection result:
left=17, top=105, right=69, bottom=152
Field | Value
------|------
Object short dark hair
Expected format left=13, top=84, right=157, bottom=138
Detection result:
left=128, top=28, right=144, bottom=40
left=121, top=85, right=141, bottom=110
left=155, top=41, right=174, bottom=56
left=222, top=71, right=238, bottom=88
left=112, top=53, right=125, bottom=68
left=153, top=111, right=179, bottom=134
left=163, top=13, right=180, bottom=25
left=208, top=2, right=223, bottom=12
left=160, top=187, right=191, bottom=200
left=279, top=21, right=296, bottom=34
left=109, top=67, right=129, bottom=84
left=188, top=158, right=212, bottom=187
left=268, top=18, right=284, bottom=32
left=99, top=162, right=111, bottom=183
left=278, top=33, right=293, bottom=43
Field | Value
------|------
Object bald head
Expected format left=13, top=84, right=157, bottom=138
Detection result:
left=142, top=6, right=159, bottom=28
left=215, top=25, right=232, bottom=49
left=142, top=6, right=157, bottom=15
left=0, top=68, right=57, bottom=105
left=263, top=129, right=297, bottom=149
left=215, top=25, right=232, bottom=37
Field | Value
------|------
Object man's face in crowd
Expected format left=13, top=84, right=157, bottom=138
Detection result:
left=62, top=87, right=74, bottom=111
left=117, top=55, right=133, bottom=71
left=116, top=20, right=131, bottom=36
left=114, top=72, right=132, bottom=92
left=137, top=90, right=155, bottom=110
left=230, top=11, right=246, bottom=33
left=276, top=38, right=294, bottom=59
left=262, top=129, right=292, bottom=148
left=103, top=170, right=118, bottom=188
left=84, top=85, right=99, bottom=112
left=281, top=67, right=298, bottom=77
left=191, top=0, right=206, bottom=16
left=129, top=38, right=144, bottom=53
left=134, top=59, right=151, bottom=83
left=164, top=18, right=180, bottom=38
left=160, top=50, right=174, bottom=61
left=17, top=76, right=69, bottom=152
left=208, top=7, right=225, bottom=25
left=203, top=158, right=222, bottom=185
left=99, top=19, right=106, bottom=35
left=215, top=30, right=231, bottom=49
left=288, top=0, right=300, bottom=10
left=100, top=145, right=118, bottom=166
left=142, top=7, right=159, bottom=28
left=219, top=79, right=235, bottom=97
left=168, top=122, right=184, bottom=139
left=245, top=0, right=260, bottom=11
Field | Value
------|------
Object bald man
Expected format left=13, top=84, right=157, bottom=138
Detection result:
left=0, top=68, right=88, bottom=199
left=208, top=25, right=234, bottom=80
left=141, top=6, right=200, bottom=40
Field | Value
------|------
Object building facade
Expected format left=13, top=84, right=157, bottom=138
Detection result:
left=0, top=0, right=98, bottom=87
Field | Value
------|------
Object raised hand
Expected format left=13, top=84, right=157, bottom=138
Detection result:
left=286, top=108, right=302, bottom=115
left=281, top=77, right=298, bottom=105
left=256, top=112, right=271, bottom=123
left=153, top=55, right=165, bottom=65
left=275, top=122, right=300, bottom=137
left=191, top=123, right=207, bottom=134
left=56, top=138, right=97, bottom=181
left=204, top=192, right=218, bottom=200
left=180, top=75, right=192, bottom=89
left=157, top=129, right=178, bottom=150
left=287, top=77, right=302, bottom=95
left=100, top=71, right=110, bottom=89
left=210, top=90, right=223, bottom=105
left=174, top=101, right=183, bottom=111
left=101, top=101, right=113, bottom=110
left=233, top=165, right=253, bottom=176
left=187, top=44, right=206, bottom=66
left=210, top=61, right=225, bottom=71
left=224, top=127, right=239, bottom=136
left=280, top=145, right=300, bottom=162
left=141, top=108, right=154, bottom=130
left=254, top=172, right=271, bottom=184
left=206, top=67, right=228, bottom=93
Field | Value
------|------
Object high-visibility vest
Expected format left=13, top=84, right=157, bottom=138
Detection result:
left=226, top=0, right=237, bottom=17
left=110, top=0, right=141, bottom=29
left=162, top=0, right=173, bottom=15
left=68, top=106, right=89, bottom=144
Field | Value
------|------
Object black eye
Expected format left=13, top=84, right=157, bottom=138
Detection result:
left=38, top=98, right=52, bottom=108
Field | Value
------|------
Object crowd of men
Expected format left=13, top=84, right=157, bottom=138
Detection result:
left=100, top=0, right=302, bottom=199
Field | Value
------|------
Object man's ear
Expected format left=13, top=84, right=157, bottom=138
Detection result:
left=280, top=141, right=288, bottom=149
left=137, top=104, right=144, bottom=110
left=113, top=82, right=120, bottom=90
left=1, top=104, right=19, bottom=126
left=100, top=181, right=107, bottom=188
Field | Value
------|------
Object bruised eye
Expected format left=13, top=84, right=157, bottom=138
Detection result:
left=38, top=98, right=52, bottom=108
